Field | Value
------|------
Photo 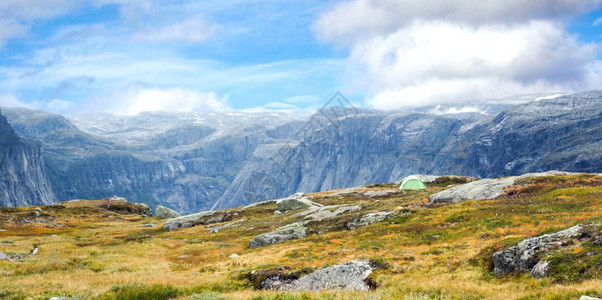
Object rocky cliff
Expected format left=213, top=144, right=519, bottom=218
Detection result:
left=0, top=110, right=56, bottom=206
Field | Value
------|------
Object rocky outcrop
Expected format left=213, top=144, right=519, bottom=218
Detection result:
left=0, top=251, right=13, bottom=262
left=428, top=171, right=572, bottom=204
left=345, top=211, right=392, bottom=230
left=206, top=218, right=246, bottom=233
left=0, top=111, right=56, bottom=207
left=163, top=211, right=227, bottom=231
left=155, top=205, right=181, bottom=219
left=249, top=221, right=308, bottom=248
left=280, top=260, right=374, bottom=291
left=276, top=194, right=320, bottom=212
left=492, top=224, right=584, bottom=277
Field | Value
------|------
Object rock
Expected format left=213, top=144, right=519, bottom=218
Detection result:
left=580, top=296, right=602, bottom=300
left=31, top=247, right=38, bottom=255
left=429, top=171, right=574, bottom=204
left=139, top=223, right=157, bottom=228
left=282, top=260, right=374, bottom=291
left=249, top=221, right=308, bottom=248
left=109, top=196, right=128, bottom=202
left=228, top=254, right=239, bottom=259
left=276, top=194, right=321, bottom=213
left=493, top=224, right=583, bottom=276
left=163, top=211, right=219, bottom=231
left=363, top=190, right=398, bottom=198
left=302, top=205, right=362, bottom=221
left=0, top=251, right=13, bottom=261
left=530, top=260, right=549, bottom=278
left=155, top=205, right=181, bottom=219
left=273, top=210, right=282, bottom=215
left=206, top=218, right=247, bottom=233
left=345, top=211, right=392, bottom=230
left=49, top=297, right=65, bottom=300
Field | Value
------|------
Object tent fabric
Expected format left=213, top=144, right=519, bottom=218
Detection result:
left=399, top=175, right=426, bottom=190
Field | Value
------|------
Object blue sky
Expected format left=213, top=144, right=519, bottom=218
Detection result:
left=0, top=0, right=601, bottom=115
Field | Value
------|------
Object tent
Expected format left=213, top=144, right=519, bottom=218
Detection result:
left=399, top=175, right=426, bottom=190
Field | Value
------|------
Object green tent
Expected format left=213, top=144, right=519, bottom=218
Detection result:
left=399, top=175, right=426, bottom=190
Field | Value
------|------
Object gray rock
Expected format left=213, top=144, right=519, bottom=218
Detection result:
left=493, top=224, right=583, bottom=276
left=155, top=205, right=181, bottom=219
left=249, top=221, right=308, bottom=248
left=276, top=197, right=312, bottom=212
left=530, top=260, right=549, bottom=278
left=283, top=260, right=374, bottom=291
left=206, top=218, right=246, bottom=233
left=139, top=223, right=157, bottom=228
left=429, top=171, right=573, bottom=204
left=163, top=211, right=219, bottom=231
left=31, top=248, right=38, bottom=255
left=345, top=211, right=392, bottom=230
left=301, top=205, right=362, bottom=221
left=228, top=254, right=239, bottom=259
left=363, top=190, right=397, bottom=198
left=580, top=296, right=602, bottom=300
left=0, top=251, right=13, bottom=261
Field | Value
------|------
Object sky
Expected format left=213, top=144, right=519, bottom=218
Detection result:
left=0, top=0, right=601, bottom=115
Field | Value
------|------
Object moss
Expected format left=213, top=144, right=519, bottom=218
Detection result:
left=102, top=284, right=180, bottom=300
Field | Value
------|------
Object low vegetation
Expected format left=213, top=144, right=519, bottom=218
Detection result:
left=1, top=174, right=601, bottom=299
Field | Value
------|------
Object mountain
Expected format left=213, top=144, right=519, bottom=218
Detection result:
left=1, top=91, right=601, bottom=212
left=0, top=109, right=56, bottom=206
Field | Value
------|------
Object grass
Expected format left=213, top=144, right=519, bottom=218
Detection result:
left=0, top=174, right=601, bottom=299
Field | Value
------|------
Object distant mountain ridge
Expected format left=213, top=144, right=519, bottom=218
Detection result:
left=1, top=91, right=601, bottom=212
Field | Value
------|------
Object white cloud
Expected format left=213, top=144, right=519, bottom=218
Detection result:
left=0, top=0, right=82, bottom=48
left=80, top=87, right=231, bottom=115
left=284, top=95, right=320, bottom=104
left=314, top=0, right=602, bottom=110
left=0, top=94, right=31, bottom=108
left=594, top=17, right=602, bottom=26
left=134, top=14, right=215, bottom=43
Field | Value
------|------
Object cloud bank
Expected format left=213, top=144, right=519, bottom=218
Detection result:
left=314, top=0, right=602, bottom=109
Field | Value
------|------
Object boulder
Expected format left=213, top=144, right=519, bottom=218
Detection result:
left=163, top=211, right=220, bottom=231
left=301, top=205, right=362, bottom=221
left=345, top=211, right=392, bottom=230
left=363, top=190, right=398, bottom=198
left=530, top=260, right=549, bottom=278
left=429, top=171, right=573, bottom=204
left=283, top=260, right=374, bottom=291
left=0, top=251, right=13, bottom=261
left=206, top=218, right=247, bottom=233
left=155, top=205, right=181, bottom=219
left=276, top=194, right=321, bottom=213
left=580, top=296, right=602, bottom=300
left=493, top=224, right=583, bottom=276
left=249, top=221, right=308, bottom=248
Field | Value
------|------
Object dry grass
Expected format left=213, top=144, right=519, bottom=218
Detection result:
left=1, top=174, right=601, bottom=299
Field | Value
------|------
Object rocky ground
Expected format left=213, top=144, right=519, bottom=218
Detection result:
left=0, top=173, right=601, bottom=299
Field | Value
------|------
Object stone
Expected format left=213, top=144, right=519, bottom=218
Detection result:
left=429, top=171, right=574, bottom=204
left=31, top=248, right=38, bottom=255
left=283, top=260, right=374, bottom=291
left=139, top=223, right=157, bottom=228
left=228, top=254, right=239, bottom=259
left=0, top=251, right=13, bottom=261
left=363, top=190, right=398, bottom=198
left=163, top=211, right=219, bottom=231
left=206, top=219, right=246, bottom=233
left=345, top=211, right=392, bottom=230
left=580, top=296, right=602, bottom=300
left=155, top=205, right=181, bottom=219
left=249, top=221, right=308, bottom=248
left=302, top=205, right=362, bottom=221
left=530, top=260, right=549, bottom=278
left=493, top=224, right=583, bottom=276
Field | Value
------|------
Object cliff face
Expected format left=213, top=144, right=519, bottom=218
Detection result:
left=2, top=91, right=602, bottom=212
left=0, top=111, right=56, bottom=206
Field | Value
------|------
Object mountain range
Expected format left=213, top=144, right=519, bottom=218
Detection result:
left=1, top=91, right=601, bottom=213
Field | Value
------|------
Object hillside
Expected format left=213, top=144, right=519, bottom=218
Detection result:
left=1, top=172, right=601, bottom=299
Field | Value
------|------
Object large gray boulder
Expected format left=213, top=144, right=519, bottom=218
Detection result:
left=163, top=211, right=220, bottom=231
left=249, top=221, right=308, bottom=248
left=345, top=211, right=392, bottom=230
left=155, top=205, right=181, bottom=219
left=492, top=224, right=583, bottom=277
left=429, top=171, right=573, bottom=204
left=284, top=260, right=374, bottom=291
left=276, top=195, right=320, bottom=212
